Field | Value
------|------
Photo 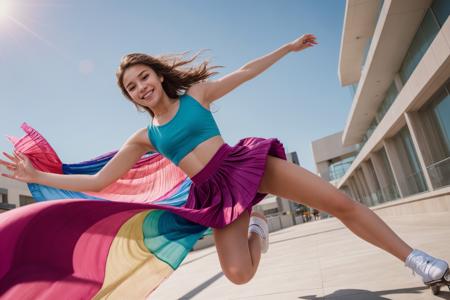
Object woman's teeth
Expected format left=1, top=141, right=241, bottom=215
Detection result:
left=143, top=90, right=154, bottom=99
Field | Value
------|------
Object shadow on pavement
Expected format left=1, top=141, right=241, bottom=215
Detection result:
left=178, top=271, right=224, bottom=300
left=299, top=285, right=450, bottom=299
left=271, top=227, right=345, bottom=245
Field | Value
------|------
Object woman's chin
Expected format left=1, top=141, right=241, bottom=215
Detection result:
left=141, top=97, right=157, bottom=107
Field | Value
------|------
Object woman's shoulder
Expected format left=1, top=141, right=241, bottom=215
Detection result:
left=129, top=127, right=155, bottom=152
left=186, top=83, right=210, bottom=109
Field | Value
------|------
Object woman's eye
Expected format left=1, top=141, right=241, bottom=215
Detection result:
left=142, top=74, right=149, bottom=80
left=129, top=86, right=135, bottom=92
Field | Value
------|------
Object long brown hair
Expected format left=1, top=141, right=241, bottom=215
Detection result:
left=116, top=51, right=222, bottom=117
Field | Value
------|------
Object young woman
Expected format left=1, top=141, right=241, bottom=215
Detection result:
left=1, top=34, right=449, bottom=294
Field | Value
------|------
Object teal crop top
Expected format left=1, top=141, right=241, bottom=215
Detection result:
left=147, top=94, right=221, bottom=165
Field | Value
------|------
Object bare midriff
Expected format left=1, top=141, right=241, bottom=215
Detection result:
left=177, top=135, right=225, bottom=178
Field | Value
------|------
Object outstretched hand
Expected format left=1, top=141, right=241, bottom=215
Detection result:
left=0, top=151, right=38, bottom=183
left=289, top=34, right=318, bottom=52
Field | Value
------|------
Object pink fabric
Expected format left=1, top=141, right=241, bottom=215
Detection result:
left=85, top=153, right=187, bottom=203
left=7, top=123, right=63, bottom=174
left=5, top=123, right=286, bottom=229
left=0, top=123, right=287, bottom=298
left=12, top=122, right=187, bottom=204
left=0, top=199, right=150, bottom=299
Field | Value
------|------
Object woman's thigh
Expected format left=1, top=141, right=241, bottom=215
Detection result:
left=213, top=211, right=252, bottom=272
left=258, top=155, right=356, bottom=216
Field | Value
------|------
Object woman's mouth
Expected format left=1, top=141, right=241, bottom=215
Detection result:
left=142, top=89, right=154, bottom=100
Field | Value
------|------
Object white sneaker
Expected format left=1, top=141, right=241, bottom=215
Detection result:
left=405, top=249, right=449, bottom=284
left=248, top=212, right=269, bottom=253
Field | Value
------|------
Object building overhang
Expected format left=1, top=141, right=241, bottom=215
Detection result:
left=337, top=16, right=450, bottom=189
left=342, top=0, right=433, bottom=146
left=338, top=0, right=381, bottom=86
left=311, top=131, right=358, bottom=163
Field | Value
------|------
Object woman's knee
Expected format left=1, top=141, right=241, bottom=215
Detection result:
left=223, top=267, right=254, bottom=285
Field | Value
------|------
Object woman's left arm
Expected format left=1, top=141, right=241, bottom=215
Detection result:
left=193, top=34, right=317, bottom=104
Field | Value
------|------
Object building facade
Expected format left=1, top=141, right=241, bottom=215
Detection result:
left=311, top=131, right=359, bottom=187
left=330, top=0, right=450, bottom=212
left=0, top=166, right=34, bottom=212
left=311, top=131, right=360, bottom=218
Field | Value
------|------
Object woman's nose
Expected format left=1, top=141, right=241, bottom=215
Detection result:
left=138, top=83, right=147, bottom=94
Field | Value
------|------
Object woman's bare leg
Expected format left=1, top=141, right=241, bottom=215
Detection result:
left=258, top=156, right=413, bottom=261
left=213, top=211, right=262, bottom=284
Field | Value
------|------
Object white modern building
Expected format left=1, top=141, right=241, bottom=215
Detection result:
left=314, top=0, right=449, bottom=215
left=0, top=166, right=34, bottom=212
left=311, top=131, right=359, bottom=187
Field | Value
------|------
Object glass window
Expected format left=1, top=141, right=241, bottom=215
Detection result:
left=399, top=9, right=440, bottom=83
left=399, top=127, right=428, bottom=193
left=0, top=188, right=7, bottom=204
left=264, top=208, right=279, bottom=216
left=434, top=93, right=450, bottom=153
left=431, top=0, right=450, bottom=27
left=367, top=159, right=383, bottom=205
left=400, top=128, right=419, bottom=172
left=19, top=195, right=35, bottom=207
left=420, top=83, right=450, bottom=161
left=379, top=148, right=400, bottom=200
left=419, top=89, right=450, bottom=163
left=329, top=155, right=356, bottom=181
left=376, top=81, right=398, bottom=123
left=417, top=81, right=450, bottom=188
left=361, top=119, right=379, bottom=147
left=349, top=177, right=363, bottom=202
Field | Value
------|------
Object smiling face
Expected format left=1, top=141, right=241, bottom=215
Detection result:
left=122, top=64, right=164, bottom=108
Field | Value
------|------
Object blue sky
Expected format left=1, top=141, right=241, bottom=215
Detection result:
left=0, top=0, right=351, bottom=173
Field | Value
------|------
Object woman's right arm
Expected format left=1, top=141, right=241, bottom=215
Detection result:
left=0, top=128, right=153, bottom=193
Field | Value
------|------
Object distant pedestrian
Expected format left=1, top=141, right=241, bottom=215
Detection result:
left=313, top=208, right=320, bottom=220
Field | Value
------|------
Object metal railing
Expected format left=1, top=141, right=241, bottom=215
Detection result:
left=379, top=183, right=400, bottom=202
left=427, top=157, right=450, bottom=189
left=395, top=169, right=428, bottom=197
left=329, top=161, right=354, bottom=181
left=0, top=202, right=16, bottom=211
left=355, top=183, right=398, bottom=206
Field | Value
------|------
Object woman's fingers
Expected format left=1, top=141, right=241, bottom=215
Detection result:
left=0, top=151, right=26, bottom=181
left=304, top=38, right=318, bottom=44
left=2, top=151, right=18, bottom=163
left=0, top=158, right=15, bottom=168
left=13, top=151, right=22, bottom=162
left=300, top=34, right=318, bottom=48
left=1, top=173, right=16, bottom=179
left=6, top=165, right=16, bottom=171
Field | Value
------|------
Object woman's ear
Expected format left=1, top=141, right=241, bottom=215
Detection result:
left=160, top=76, right=164, bottom=83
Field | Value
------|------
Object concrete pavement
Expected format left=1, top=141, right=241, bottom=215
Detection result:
left=151, top=212, right=450, bottom=300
